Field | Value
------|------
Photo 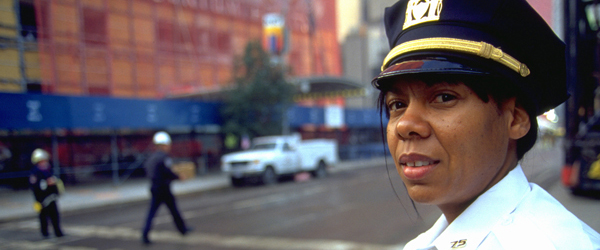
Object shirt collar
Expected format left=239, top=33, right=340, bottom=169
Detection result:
left=407, top=165, right=531, bottom=250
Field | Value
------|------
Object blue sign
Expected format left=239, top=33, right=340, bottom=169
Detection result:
left=287, top=106, right=325, bottom=127
left=0, top=93, right=71, bottom=129
left=0, top=93, right=221, bottom=130
left=345, top=108, right=387, bottom=128
left=287, top=106, right=384, bottom=128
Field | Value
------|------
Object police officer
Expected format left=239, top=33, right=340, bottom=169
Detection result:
left=141, top=131, right=191, bottom=244
left=29, top=148, right=64, bottom=238
left=374, top=0, right=600, bottom=249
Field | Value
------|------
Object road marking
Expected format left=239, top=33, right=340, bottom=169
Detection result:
left=6, top=222, right=405, bottom=250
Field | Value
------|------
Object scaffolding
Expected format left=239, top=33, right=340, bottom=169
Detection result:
left=0, top=0, right=40, bottom=93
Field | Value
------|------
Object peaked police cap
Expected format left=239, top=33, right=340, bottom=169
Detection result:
left=373, top=0, right=568, bottom=115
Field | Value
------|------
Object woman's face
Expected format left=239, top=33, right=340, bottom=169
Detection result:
left=385, top=78, right=519, bottom=213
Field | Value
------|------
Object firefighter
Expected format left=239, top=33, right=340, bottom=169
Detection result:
left=29, top=148, right=64, bottom=238
left=141, top=131, right=192, bottom=244
left=373, top=0, right=600, bottom=249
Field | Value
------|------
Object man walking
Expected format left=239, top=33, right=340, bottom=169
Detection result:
left=141, top=131, right=191, bottom=244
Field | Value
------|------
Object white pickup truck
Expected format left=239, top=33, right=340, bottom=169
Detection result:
left=221, top=134, right=339, bottom=186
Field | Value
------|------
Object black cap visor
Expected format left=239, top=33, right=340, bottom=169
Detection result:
left=372, top=55, right=492, bottom=89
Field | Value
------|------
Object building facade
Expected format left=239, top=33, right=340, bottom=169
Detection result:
left=0, top=0, right=341, bottom=98
left=1, top=0, right=383, bottom=188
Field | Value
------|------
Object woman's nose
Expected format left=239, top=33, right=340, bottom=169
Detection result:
left=393, top=104, right=431, bottom=140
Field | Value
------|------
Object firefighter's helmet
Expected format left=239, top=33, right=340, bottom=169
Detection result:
left=31, top=148, right=50, bottom=165
left=153, top=131, right=172, bottom=145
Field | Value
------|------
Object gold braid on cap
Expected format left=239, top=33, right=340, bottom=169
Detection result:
left=381, top=37, right=530, bottom=77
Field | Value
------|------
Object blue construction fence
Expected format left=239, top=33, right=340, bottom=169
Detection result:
left=0, top=92, right=386, bottom=131
left=0, top=93, right=388, bottom=187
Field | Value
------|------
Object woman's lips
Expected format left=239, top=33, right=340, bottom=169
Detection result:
left=399, top=154, right=440, bottom=180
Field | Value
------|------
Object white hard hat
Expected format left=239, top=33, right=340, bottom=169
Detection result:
left=31, top=148, right=49, bottom=164
left=153, top=131, right=172, bottom=145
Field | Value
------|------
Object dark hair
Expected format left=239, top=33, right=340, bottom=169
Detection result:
left=376, top=74, right=538, bottom=160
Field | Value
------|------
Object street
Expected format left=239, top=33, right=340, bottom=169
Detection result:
left=0, top=165, right=440, bottom=250
left=0, top=140, right=599, bottom=250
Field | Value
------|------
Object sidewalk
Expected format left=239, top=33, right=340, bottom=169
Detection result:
left=0, top=157, right=386, bottom=223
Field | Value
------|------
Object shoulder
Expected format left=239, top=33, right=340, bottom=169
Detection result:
left=163, top=157, right=173, bottom=168
left=403, top=215, right=448, bottom=250
left=155, top=151, right=169, bottom=161
left=146, top=151, right=167, bottom=165
left=29, top=167, right=45, bottom=179
left=491, top=184, right=600, bottom=249
left=30, top=167, right=40, bottom=174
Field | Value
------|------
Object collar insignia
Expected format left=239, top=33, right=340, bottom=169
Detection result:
left=450, top=239, right=467, bottom=249
left=403, top=0, right=443, bottom=30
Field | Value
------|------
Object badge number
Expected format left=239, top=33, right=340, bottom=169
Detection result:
left=403, top=0, right=443, bottom=30
left=450, top=239, right=467, bottom=249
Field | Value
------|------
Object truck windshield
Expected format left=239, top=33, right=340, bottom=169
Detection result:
left=252, top=143, right=276, bottom=150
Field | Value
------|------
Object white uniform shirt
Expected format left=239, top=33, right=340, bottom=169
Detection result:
left=404, top=165, right=600, bottom=250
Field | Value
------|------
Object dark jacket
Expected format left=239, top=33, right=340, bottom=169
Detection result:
left=145, top=150, right=179, bottom=191
left=30, top=166, right=59, bottom=206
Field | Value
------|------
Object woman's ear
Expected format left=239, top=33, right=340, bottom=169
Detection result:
left=505, top=98, right=531, bottom=140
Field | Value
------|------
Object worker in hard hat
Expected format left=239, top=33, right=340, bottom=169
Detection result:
left=141, top=131, right=192, bottom=244
left=29, top=148, right=64, bottom=238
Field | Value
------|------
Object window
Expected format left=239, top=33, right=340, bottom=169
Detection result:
left=83, top=8, right=107, bottom=45
left=19, top=1, right=38, bottom=41
left=157, top=20, right=174, bottom=51
left=216, top=31, right=230, bottom=52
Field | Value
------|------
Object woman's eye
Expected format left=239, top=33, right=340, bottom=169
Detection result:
left=388, top=101, right=406, bottom=111
left=433, top=93, right=457, bottom=103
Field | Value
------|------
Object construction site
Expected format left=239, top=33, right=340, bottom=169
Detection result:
left=0, top=0, right=386, bottom=188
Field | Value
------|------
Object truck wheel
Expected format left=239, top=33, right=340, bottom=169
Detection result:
left=231, top=176, right=245, bottom=187
left=311, top=161, right=327, bottom=178
left=262, top=167, right=277, bottom=185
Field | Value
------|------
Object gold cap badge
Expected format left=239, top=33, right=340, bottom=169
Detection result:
left=403, top=0, right=443, bottom=30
